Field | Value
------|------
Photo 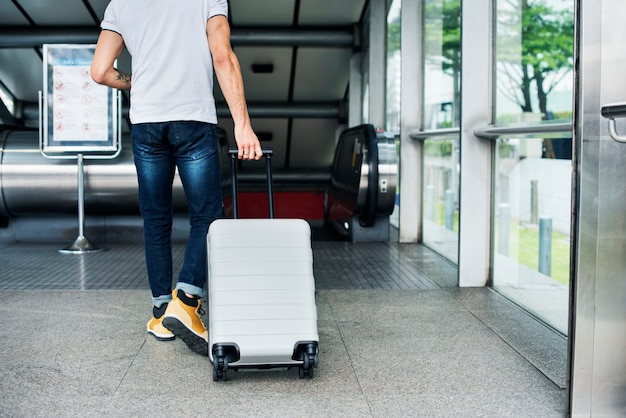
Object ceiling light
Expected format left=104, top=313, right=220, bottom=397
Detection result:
left=251, top=63, right=274, bottom=74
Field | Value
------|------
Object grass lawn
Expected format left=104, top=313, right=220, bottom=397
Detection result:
left=433, top=200, right=570, bottom=285
left=500, top=221, right=571, bottom=285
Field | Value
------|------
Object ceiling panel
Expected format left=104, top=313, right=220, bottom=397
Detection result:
left=293, top=48, right=351, bottom=101
left=0, top=49, right=43, bottom=101
left=17, top=0, right=96, bottom=25
left=298, top=0, right=366, bottom=25
left=290, top=118, right=338, bottom=168
left=227, top=47, right=293, bottom=102
left=87, top=0, right=112, bottom=21
left=0, top=2, right=30, bottom=25
left=230, top=0, right=295, bottom=26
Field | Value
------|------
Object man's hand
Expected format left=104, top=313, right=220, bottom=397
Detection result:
left=235, top=125, right=262, bottom=160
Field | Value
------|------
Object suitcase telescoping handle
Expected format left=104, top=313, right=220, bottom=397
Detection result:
left=228, top=148, right=274, bottom=219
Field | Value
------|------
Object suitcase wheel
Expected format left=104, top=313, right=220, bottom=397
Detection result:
left=212, top=345, right=238, bottom=382
left=213, top=354, right=228, bottom=381
left=296, top=342, right=319, bottom=379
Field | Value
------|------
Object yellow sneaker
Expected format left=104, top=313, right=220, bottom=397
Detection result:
left=162, top=290, right=208, bottom=356
left=147, top=315, right=175, bottom=341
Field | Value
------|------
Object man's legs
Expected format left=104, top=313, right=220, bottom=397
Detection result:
left=162, top=121, right=222, bottom=355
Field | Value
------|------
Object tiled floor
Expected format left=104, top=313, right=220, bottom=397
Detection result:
left=0, top=231, right=567, bottom=417
left=0, top=238, right=457, bottom=292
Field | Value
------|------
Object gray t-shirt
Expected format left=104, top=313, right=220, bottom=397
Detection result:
left=101, top=0, right=228, bottom=124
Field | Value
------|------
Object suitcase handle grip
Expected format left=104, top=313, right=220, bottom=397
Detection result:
left=228, top=148, right=274, bottom=219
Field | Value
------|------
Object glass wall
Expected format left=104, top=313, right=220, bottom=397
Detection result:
left=421, top=0, right=461, bottom=263
left=386, top=0, right=401, bottom=228
left=492, top=0, right=574, bottom=334
left=423, top=0, right=461, bottom=130
left=386, top=0, right=402, bottom=135
left=423, top=135, right=460, bottom=262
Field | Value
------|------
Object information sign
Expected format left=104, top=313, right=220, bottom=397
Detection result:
left=42, top=44, right=118, bottom=154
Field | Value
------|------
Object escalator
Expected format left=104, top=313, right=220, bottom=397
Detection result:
left=325, top=124, right=397, bottom=241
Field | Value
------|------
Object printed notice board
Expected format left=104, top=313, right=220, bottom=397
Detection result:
left=42, top=44, right=118, bottom=154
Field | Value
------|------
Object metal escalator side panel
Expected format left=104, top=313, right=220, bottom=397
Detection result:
left=0, top=126, right=235, bottom=217
left=0, top=129, right=142, bottom=215
left=0, top=128, right=10, bottom=217
left=375, top=131, right=398, bottom=217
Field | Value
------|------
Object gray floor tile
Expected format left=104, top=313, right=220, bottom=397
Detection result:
left=0, top=239, right=567, bottom=417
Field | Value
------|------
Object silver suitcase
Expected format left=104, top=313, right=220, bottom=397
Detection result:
left=207, top=149, right=319, bottom=381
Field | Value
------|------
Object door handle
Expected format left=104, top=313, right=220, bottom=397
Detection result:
left=601, top=102, right=626, bottom=143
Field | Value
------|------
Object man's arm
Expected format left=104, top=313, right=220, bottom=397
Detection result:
left=91, top=30, right=131, bottom=90
left=207, top=15, right=261, bottom=160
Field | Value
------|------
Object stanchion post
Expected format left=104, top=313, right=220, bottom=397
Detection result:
left=531, top=180, right=539, bottom=224
left=444, top=189, right=454, bottom=230
left=538, top=216, right=552, bottom=276
left=59, top=153, right=105, bottom=254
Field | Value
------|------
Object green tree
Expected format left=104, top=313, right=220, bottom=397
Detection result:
left=423, top=0, right=462, bottom=126
left=497, top=0, right=574, bottom=119
left=388, top=13, right=400, bottom=54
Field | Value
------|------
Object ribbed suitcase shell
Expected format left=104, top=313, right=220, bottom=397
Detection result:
left=207, top=218, right=319, bottom=368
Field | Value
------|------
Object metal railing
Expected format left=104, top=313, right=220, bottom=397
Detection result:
left=474, top=122, right=573, bottom=140
left=408, top=127, right=460, bottom=140
left=409, top=123, right=573, bottom=141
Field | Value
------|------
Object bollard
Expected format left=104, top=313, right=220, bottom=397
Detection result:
left=498, top=203, right=510, bottom=256
left=538, top=216, right=552, bottom=276
left=445, top=189, right=454, bottom=230
left=531, top=180, right=538, bottom=224
left=426, top=184, right=435, bottom=221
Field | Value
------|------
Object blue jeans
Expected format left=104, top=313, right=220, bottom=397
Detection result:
left=132, top=121, right=222, bottom=307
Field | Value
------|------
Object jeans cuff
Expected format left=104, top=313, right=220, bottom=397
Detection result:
left=152, top=294, right=172, bottom=308
left=175, top=282, right=205, bottom=298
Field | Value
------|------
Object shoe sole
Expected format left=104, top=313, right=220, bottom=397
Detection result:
left=147, top=330, right=175, bottom=342
left=162, top=317, right=208, bottom=356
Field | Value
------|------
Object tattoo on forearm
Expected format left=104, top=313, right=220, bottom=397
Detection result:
left=116, top=70, right=131, bottom=86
